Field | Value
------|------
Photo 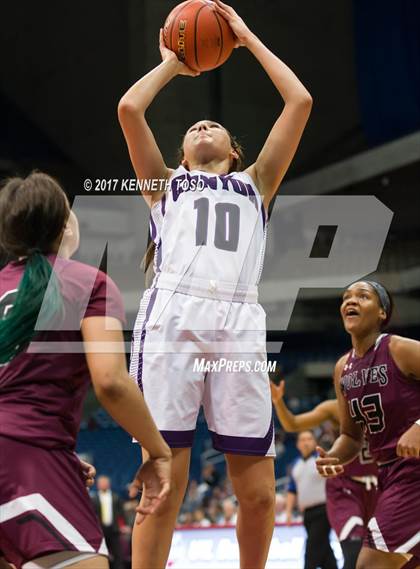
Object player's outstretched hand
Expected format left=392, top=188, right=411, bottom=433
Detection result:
left=79, top=458, right=96, bottom=488
left=316, top=446, right=345, bottom=478
left=270, top=379, right=285, bottom=404
left=213, top=0, right=254, bottom=48
left=129, top=455, right=172, bottom=524
left=397, top=423, right=420, bottom=458
left=159, top=28, right=200, bottom=77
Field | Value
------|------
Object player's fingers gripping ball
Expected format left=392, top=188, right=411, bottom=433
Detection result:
left=163, top=0, right=235, bottom=72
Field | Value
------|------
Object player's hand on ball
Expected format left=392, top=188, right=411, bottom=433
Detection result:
left=396, top=423, right=420, bottom=458
left=316, top=446, right=344, bottom=478
left=213, top=0, right=253, bottom=48
left=79, top=458, right=96, bottom=488
left=129, top=455, right=172, bottom=524
left=159, top=29, right=200, bottom=77
left=270, top=379, right=285, bottom=403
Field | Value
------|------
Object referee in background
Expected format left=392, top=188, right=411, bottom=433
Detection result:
left=286, top=430, right=338, bottom=569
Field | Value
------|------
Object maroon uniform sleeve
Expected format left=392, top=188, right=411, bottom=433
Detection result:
left=83, top=270, right=126, bottom=325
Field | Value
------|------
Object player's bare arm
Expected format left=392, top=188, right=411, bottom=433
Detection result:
left=82, top=316, right=171, bottom=460
left=81, top=316, right=172, bottom=518
left=271, top=379, right=338, bottom=431
left=316, top=356, right=363, bottom=477
left=389, top=336, right=420, bottom=458
left=389, top=335, right=420, bottom=379
left=214, top=1, right=312, bottom=209
left=118, top=30, right=198, bottom=207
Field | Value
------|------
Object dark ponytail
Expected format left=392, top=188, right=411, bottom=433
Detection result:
left=0, top=172, right=68, bottom=364
left=0, top=252, right=64, bottom=363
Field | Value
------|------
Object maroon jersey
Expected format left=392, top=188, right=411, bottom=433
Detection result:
left=343, top=438, right=378, bottom=477
left=340, top=334, right=420, bottom=464
left=325, top=410, right=377, bottom=477
left=0, top=254, right=125, bottom=450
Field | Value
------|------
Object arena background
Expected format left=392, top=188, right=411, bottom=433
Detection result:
left=1, top=1, right=420, bottom=567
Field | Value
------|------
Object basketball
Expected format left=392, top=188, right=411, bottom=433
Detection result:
left=163, top=0, right=235, bottom=72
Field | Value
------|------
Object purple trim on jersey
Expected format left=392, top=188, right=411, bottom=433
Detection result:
left=261, top=203, right=266, bottom=228
left=161, top=194, right=166, bottom=217
left=156, top=239, right=162, bottom=273
left=160, top=429, right=195, bottom=448
left=136, top=288, right=158, bottom=392
left=149, top=215, right=157, bottom=242
left=209, top=414, right=274, bottom=456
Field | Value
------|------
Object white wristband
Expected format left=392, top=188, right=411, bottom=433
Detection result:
left=416, top=419, right=420, bottom=427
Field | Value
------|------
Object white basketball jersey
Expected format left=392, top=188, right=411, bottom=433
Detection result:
left=149, top=166, right=267, bottom=290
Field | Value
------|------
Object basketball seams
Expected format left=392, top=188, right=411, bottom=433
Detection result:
left=167, top=3, right=184, bottom=51
left=194, top=3, right=209, bottom=71
left=167, top=0, right=195, bottom=52
left=212, top=9, right=224, bottom=67
left=166, top=0, right=234, bottom=72
left=169, top=2, right=188, bottom=52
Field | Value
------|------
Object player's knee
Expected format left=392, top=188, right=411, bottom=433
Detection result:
left=160, top=487, right=184, bottom=512
left=154, top=477, right=188, bottom=516
left=236, top=486, right=275, bottom=514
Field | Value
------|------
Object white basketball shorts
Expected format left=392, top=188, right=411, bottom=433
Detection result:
left=130, top=278, right=274, bottom=457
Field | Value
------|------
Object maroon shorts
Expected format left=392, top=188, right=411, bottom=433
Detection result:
left=365, top=457, right=420, bottom=556
left=326, top=475, right=377, bottom=541
left=0, top=436, right=107, bottom=569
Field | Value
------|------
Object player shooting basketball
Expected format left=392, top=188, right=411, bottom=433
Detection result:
left=118, top=1, right=312, bottom=567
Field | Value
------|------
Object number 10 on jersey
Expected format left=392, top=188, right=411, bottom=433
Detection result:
left=194, top=198, right=240, bottom=252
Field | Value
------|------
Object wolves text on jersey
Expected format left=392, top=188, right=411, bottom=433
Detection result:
left=341, top=364, right=389, bottom=392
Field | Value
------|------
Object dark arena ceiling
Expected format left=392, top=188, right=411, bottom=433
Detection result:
left=1, top=0, right=419, bottom=336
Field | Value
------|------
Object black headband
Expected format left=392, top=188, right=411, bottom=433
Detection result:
left=365, top=281, right=391, bottom=316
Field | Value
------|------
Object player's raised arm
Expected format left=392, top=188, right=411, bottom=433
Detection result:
left=214, top=0, right=312, bottom=209
left=271, top=380, right=338, bottom=432
left=118, top=30, right=199, bottom=207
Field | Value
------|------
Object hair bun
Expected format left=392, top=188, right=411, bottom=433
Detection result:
left=27, top=247, right=43, bottom=256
